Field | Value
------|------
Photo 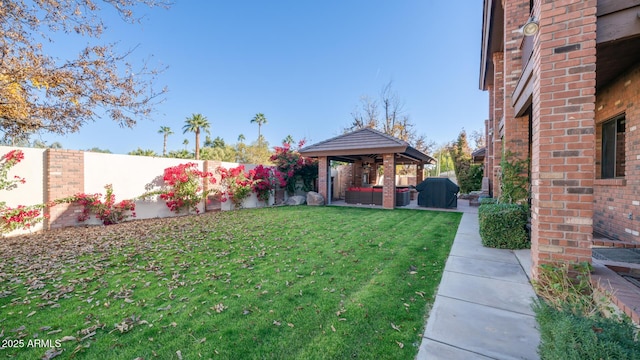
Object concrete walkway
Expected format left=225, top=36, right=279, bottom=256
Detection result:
left=416, top=203, right=541, bottom=360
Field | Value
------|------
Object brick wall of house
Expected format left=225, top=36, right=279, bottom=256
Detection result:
left=530, top=0, right=597, bottom=277
left=594, top=64, right=640, bottom=243
left=44, top=149, right=85, bottom=230
left=492, top=52, right=505, bottom=197
left=502, top=0, right=532, bottom=164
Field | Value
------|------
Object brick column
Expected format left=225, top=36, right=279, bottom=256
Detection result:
left=203, top=160, right=222, bottom=211
left=503, top=0, right=532, bottom=161
left=382, top=154, right=395, bottom=209
left=317, top=156, right=328, bottom=201
left=492, top=52, right=505, bottom=197
left=45, top=149, right=84, bottom=230
left=416, top=163, right=424, bottom=184
left=530, top=0, right=597, bottom=278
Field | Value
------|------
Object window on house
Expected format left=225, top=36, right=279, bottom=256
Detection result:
left=601, top=115, right=625, bottom=178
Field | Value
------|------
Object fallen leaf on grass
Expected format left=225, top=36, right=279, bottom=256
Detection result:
left=41, top=348, right=63, bottom=359
left=273, top=320, right=281, bottom=326
left=176, top=350, right=183, bottom=360
left=26, top=311, right=36, bottom=317
left=396, top=341, right=404, bottom=349
left=391, top=323, right=401, bottom=332
left=287, top=323, right=294, bottom=328
left=331, top=325, right=336, bottom=332
left=59, top=336, right=77, bottom=342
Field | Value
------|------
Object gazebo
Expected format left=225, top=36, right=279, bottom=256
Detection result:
left=299, top=128, right=436, bottom=209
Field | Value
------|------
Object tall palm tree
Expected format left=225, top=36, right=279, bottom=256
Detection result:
left=250, top=113, right=267, bottom=140
left=283, top=134, right=294, bottom=145
left=183, top=139, right=189, bottom=151
left=237, top=133, right=245, bottom=143
left=158, top=126, right=174, bottom=157
left=182, top=113, right=211, bottom=160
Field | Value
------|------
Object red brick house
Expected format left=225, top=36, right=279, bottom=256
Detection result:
left=479, top=0, right=640, bottom=281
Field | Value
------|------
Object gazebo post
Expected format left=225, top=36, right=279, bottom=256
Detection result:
left=382, top=153, right=396, bottom=209
left=416, top=162, right=424, bottom=184
left=318, top=156, right=329, bottom=203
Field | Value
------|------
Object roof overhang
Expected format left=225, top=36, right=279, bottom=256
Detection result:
left=479, top=0, right=504, bottom=91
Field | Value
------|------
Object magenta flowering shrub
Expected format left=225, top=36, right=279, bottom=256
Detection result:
left=60, top=184, right=136, bottom=225
left=143, top=163, right=216, bottom=214
left=251, top=165, right=285, bottom=202
left=270, top=140, right=318, bottom=194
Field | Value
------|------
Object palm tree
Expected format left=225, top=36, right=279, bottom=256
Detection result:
left=250, top=113, right=267, bottom=140
left=182, top=113, right=211, bottom=160
left=283, top=134, right=294, bottom=145
left=183, top=139, right=189, bottom=150
left=157, top=126, right=174, bottom=157
left=237, top=133, right=246, bottom=143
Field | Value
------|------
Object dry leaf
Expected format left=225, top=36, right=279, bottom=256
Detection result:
left=41, top=348, right=64, bottom=360
left=391, top=323, right=401, bottom=332
left=176, top=350, right=183, bottom=360
left=396, top=341, right=404, bottom=348
left=273, top=320, right=281, bottom=326
left=59, top=336, right=77, bottom=342
left=26, top=311, right=36, bottom=317
left=287, top=323, right=294, bottom=328
left=331, top=325, right=336, bottom=332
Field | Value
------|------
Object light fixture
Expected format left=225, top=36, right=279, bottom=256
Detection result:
left=521, top=16, right=539, bottom=36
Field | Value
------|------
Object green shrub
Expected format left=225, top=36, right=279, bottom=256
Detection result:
left=479, top=197, right=497, bottom=205
left=478, top=203, right=529, bottom=249
left=534, top=301, right=640, bottom=360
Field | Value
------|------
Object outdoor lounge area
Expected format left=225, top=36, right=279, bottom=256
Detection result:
left=345, top=186, right=411, bottom=206
left=299, top=128, right=436, bottom=209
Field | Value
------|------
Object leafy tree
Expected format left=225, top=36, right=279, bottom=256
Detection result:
left=182, top=139, right=189, bottom=150
left=0, top=0, right=169, bottom=144
left=250, top=113, right=267, bottom=140
left=182, top=113, right=210, bottom=160
left=85, top=147, right=112, bottom=153
left=128, top=148, right=158, bottom=157
left=347, top=81, right=435, bottom=154
left=449, top=130, right=482, bottom=193
left=157, top=126, right=174, bottom=157
left=200, top=145, right=236, bottom=162
left=245, top=138, right=272, bottom=165
left=167, top=149, right=192, bottom=159
left=205, top=136, right=226, bottom=148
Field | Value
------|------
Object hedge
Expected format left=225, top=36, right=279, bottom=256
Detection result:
left=478, top=203, right=529, bottom=249
left=534, top=301, right=640, bottom=360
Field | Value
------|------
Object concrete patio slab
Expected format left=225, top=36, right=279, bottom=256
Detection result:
left=422, top=296, right=539, bottom=360
left=417, top=339, right=495, bottom=360
left=418, top=207, right=540, bottom=360
left=445, top=256, right=531, bottom=284
left=437, top=271, right=537, bottom=315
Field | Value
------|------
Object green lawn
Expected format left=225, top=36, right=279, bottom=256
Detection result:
left=0, top=206, right=461, bottom=359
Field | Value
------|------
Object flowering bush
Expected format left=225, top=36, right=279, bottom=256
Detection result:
left=60, top=184, right=136, bottom=225
left=0, top=205, right=47, bottom=233
left=144, top=163, right=216, bottom=214
left=270, top=140, right=318, bottom=194
left=0, top=150, right=47, bottom=233
left=251, top=165, right=285, bottom=202
left=218, top=165, right=256, bottom=208
left=0, top=150, right=26, bottom=192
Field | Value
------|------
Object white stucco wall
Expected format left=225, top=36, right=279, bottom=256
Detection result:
left=1, top=147, right=276, bottom=235
left=84, top=153, right=207, bottom=220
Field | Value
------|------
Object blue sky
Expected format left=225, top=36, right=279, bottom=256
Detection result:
left=40, top=1, right=488, bottom=155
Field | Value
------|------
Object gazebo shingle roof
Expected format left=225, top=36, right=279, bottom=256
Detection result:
left=299, top=127, right=436, bottom=164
